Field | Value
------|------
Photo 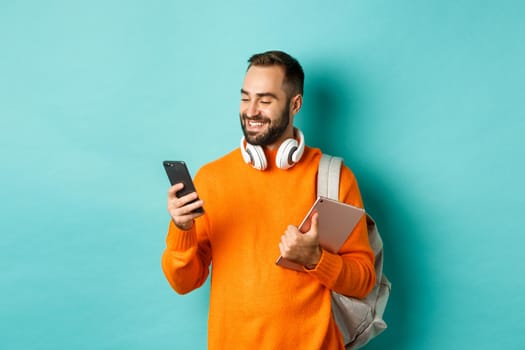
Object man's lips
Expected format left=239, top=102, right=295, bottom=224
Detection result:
left=244, top=117, right=269, bottom=131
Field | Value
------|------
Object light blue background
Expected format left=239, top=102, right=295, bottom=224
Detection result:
left=1, top=1, right=524, bottom=349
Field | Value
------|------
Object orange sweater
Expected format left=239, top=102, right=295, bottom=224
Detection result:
left=162, top=146, right=375, bottom=350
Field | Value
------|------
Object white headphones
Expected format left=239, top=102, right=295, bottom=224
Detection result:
left=240, top=128, right=305, bottom=170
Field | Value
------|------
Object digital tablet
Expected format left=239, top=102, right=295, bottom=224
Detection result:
left=276, top=196, right=365, bottom=271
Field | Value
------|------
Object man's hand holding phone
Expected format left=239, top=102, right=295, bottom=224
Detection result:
left=163, top=160, right=205, bottom=231
left=167, top=183, right=204, bottom=230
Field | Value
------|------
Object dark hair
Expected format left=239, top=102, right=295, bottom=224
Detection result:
left=247, top=50, right=304, bottom=97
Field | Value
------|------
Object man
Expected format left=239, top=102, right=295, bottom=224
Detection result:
left=162, top=50, right=375, bottom=350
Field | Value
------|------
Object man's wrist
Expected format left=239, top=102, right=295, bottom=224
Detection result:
left=175, top=220, right=194, bottom=231
left=305, top=246, right=322, bottom=270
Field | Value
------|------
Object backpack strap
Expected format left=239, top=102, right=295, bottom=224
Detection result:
left=318, top=154, right=391, bottom=349
left=318, top=154, right=343, bottom=200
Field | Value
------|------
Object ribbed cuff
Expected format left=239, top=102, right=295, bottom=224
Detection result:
left=305, top=249, right=343, bottom=287
left=166, top=220, right=198, bottom=251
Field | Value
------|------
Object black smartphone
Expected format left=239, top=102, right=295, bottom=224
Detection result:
left=163, top=160, right=204, bottom=214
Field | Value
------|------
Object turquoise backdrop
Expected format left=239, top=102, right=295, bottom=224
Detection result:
left=1, top=1, right=524, bottom=349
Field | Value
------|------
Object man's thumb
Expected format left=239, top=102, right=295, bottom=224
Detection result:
left=307, top=211, right=319, bottom=237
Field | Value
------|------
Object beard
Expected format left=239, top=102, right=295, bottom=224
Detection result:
left=240, top=103, right=290, bottom=146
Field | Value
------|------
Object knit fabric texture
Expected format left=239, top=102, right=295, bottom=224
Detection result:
left=162, top=146, right=375, bottom=350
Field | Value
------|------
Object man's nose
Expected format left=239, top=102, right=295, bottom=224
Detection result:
left=245, top=101, right=260, bottom=117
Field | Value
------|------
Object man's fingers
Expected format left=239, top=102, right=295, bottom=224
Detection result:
left=183, top=199, right=205, bottom=215
left=168, top=186, right=199, bottom=208
left=167, top=183, right=204, bottom=230
left=167, top=183, right=184, bottom=197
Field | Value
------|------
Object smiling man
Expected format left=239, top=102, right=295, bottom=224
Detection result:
left=162, top=50, right=375, bottom=350
left=240, top=61, right=299, bottom=148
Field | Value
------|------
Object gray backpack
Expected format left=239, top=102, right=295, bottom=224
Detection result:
left=318, top=154, right=391, bottom=349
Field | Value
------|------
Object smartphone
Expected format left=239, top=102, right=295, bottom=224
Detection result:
left=163, top=160, right=204, bottom=214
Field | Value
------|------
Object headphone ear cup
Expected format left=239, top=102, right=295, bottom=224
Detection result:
left=240, top=137, right=252, bottom=164
left=291, top=129, right=305, bottom=163
left=240, top=137, right=267, bottom=170
left=275, top=129, right=305, bottom=169
left=276, top=139, right=298, bottom=169
left=247, top=143, right=267, bottom=170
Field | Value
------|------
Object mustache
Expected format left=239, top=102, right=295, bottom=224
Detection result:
left=241, top=114, right=271, bottom=123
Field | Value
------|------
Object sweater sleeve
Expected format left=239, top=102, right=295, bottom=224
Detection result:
left=305, top=165, right=376, bottom=299
left=161, top=218, right=212, bottom=295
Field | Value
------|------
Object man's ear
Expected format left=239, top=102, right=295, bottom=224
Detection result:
left=290, top=94, right=303, bottom=115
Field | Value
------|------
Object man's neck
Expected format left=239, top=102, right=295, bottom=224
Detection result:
left=266, top=127, right=296, bottom=150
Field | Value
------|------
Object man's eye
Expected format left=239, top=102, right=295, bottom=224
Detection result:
left=241, top=98, right=249, bottom=102
left=260, top=101, right=271, bottom=104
